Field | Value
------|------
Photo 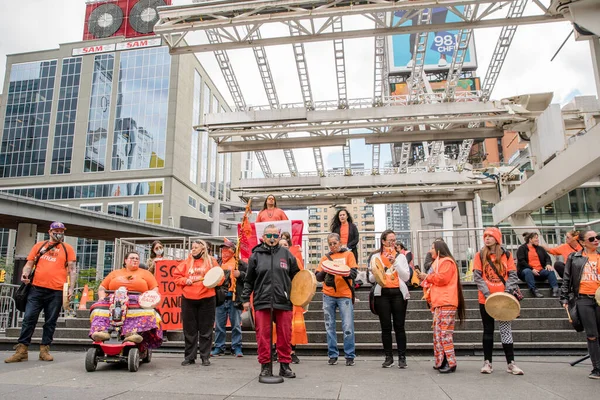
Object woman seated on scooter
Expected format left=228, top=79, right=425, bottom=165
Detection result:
left=89, top=251, right=163, bottom=348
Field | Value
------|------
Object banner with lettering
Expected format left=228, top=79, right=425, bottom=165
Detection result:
left=155, top=259, right=183, bottom=330
left=237, top=220, right=304, bottom=261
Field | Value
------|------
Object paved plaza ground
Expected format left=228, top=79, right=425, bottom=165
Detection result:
left=0, top=351, right=598, bottom=399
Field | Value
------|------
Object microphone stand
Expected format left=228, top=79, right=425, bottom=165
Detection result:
left=259, top=243, right=283, bottom=384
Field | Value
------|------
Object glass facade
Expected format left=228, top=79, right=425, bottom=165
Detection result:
left=103, top=241, right=114, bottom=277
left=111, top=47, right=170, bottom=172
left=210, top=140, right=217, bottom=198
left=0, top=228, right=10, bottom=259
left=0, top=179, right=163, bottom=200
left=0, top=60, right=57, bottom=177
left=200, top=82, right=211, bottom=191
left=51, top=57, right=82, bottom=175
left=138, top=201, right=162, bottom=224
left=85, top=54, right=114, bottom=172
left=107, top=203, right=133, bottom=218
left=218, top=152, right=224, bottom=200
left=190, top=72, right=201, bottom=184
left=77, top=238, right=99, bottom=283
left=225, top=152, right=232, bottom=201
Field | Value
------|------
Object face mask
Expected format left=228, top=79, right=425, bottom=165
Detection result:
left=155, top=249, right=163, bottom=256
left=192, top=250, right=204, bottom=260
left=52, top=233, right=65, bottom=242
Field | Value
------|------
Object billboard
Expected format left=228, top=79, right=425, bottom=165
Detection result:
left=388, top=7, right=477, bottom=75
left=390, top=77, right=480, bottom=96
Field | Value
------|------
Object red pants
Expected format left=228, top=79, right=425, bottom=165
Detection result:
left=255, top=308, right=292, bottom=364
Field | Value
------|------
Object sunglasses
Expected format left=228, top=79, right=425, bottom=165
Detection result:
left=587, top=235, right=600, bottom=243
left=265, top=233, right=280, bottom=239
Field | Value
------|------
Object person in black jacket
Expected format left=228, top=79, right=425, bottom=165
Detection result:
left=242, top=224, right=300, bottom=380
left=516, top=232, right=559, bottom=298
left=560, top=230, right=600, bottom=379
left=330, top=208, right=360, bottom=264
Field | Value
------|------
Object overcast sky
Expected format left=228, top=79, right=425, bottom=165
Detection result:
left=0, top=0, right=597, bottom=231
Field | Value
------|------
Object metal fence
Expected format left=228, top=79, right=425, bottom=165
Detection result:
left=0, top=284, right=23, bottom=333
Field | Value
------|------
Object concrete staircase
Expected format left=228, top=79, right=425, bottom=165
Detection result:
left=0, top=283, right=587, bottom=355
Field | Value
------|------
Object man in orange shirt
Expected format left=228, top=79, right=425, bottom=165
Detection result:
left=5, top=222, right=76, bottom=363
left=315, top=233, right=358, bottom=366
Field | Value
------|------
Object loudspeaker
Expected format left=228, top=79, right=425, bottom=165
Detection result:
left=83, top=0, right=171, bottom=41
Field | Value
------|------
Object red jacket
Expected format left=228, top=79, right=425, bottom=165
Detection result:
left=425, top=257, right=459, bottom=309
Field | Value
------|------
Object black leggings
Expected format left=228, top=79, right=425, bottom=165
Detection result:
left=181, top=296, right=216, bottom=361
left=577, top=297, right=600, bottom=370
left=554, top=261, right=565, bottom=278
left=374, top=288, right=407, bottom=357
left=479, top=304, right=514, bottom=364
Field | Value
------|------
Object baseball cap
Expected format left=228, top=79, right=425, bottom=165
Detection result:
left=220, top=238, right=237, bottom=249
left=49, top=221, right=66, bottom=230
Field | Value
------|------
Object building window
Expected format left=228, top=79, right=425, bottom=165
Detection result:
left=85, top=53, right=114, bottom=172
left=107, top=203, right=133, bottom=218
left=77, top=237, right=99, bottom=284
left=111, top=47, right=170, bottom=171
left=80, top=204, right=102, bottom=212
left=199, top=203, right=207, bottom=214
left=190, top=71, right=201, bottom=183
left=0, top=60, right=58, bottom=177
left=225, top=152, right=232, bottom=201
left=188, top=196, right=197, bottom=209
left=51, top=57, right=82, bottom=175
left=0, top=179, right=163, bottom=200
left=139, top=201, right=162, bottom=224
left=218, top=152, right=225, bottom=200
left=210, top=140, right=217, bottom=198
left=103, top=241, right=114, bottom=277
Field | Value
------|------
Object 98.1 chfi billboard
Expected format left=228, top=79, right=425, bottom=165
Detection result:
left=388, top=7, right=477, bottom=75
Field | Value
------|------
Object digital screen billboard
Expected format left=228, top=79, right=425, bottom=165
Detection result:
left=388, top=7, right=477, bottom=75
left=390, top=77, right=480, bottom=96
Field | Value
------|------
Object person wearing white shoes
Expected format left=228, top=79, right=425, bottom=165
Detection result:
left=473, top=228, right=524, bottom=376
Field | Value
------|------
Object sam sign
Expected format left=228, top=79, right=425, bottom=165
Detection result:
left=155, top=259, right=183, bottom=330
left=388, top=6, right=477, bottom=74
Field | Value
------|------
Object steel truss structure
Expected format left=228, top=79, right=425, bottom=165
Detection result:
left=158, top=0, right=569, bottom=204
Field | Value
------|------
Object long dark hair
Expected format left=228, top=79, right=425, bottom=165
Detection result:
left=432, top=241, right=466, bottom=323
left=522, top=232, right=538, bottom=244
left=261, top=194, right=277, bottom=211
left=330, top=208, right=354, bottom=232
left=375, top=229, right=395, bottom=254
left=150, top=240, right=163, bottom=259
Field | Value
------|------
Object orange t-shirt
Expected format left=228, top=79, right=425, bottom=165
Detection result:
left=317, top=251, right=358, bottom=298
left=289, top=246, right=304, bottom=270
left=548, top=243, right=582, bottom=261
left=101, top=268, right=158, bottom=293
left=527, top=244, right=543, bottom=271
left=173, top=256, right=220, bottom=300
left=220, top=257, right=237, bottom=292
left=473, top=251, right=516, bottom=304
left=256, top=208, right=289, bottom=222
left=340, top=223, right=349, bottom=246
left=28, top=241, right=76, bottom=291
left=579, top=253, right=600, bottom=295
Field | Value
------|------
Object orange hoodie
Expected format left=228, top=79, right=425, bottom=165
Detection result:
left=425, top=257, right=459, bottom=309
left=173, top=255, right=220, bottom=300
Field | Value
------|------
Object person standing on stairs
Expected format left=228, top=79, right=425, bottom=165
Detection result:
left=5, top=222, right=76, bottom=363
left=473, top=227, right=524, bottom=375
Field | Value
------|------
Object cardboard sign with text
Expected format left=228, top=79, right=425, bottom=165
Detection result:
left=155, top=259, right=183, bottom=330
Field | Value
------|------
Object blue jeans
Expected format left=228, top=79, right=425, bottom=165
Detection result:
left=18, top=285, right=63, bottom=346
left=323, top=294, right=355, bottom=359
left=213, top=298, right=242, bottom=352
left=518, top=268, right=558, bottom=290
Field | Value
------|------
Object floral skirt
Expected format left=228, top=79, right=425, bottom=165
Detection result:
left=89, top=295, right=163, bottom=349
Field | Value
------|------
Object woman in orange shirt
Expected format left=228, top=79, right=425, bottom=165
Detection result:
left=473, top=228, right=523, bottom=375
left=419, top=240, right=465, bottom=373
left=280, top=237, right=308, bottom=364
left=89, top=251, right=162, bottom=348
left=544, top=230, right=582, bottom=278
left=256, top=194, right=289, bottom=222
left=173, top=239, right=221, bottom=366
left=560, top=230, right=600, bottom=379
left=330, top=208, right=360, bottom=264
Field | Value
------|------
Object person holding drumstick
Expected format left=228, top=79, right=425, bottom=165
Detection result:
left=315, top=233, right=358, bottom=366
left=560, top=230, right=600, bottom=379
left=173, top=239, right=220, bottom=366
left=418, top=241, right=465, bottom=373
left=473, top=227, right=523, bottom=375
left=368, top=229, right=411, bottom=369
left=242, top=224, right=300, bottom=379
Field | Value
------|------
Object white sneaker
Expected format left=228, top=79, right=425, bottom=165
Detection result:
left=506, top=361, right=524, bottom=375
left=480, top=360, right=493, bottom=374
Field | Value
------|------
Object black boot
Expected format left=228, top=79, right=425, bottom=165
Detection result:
left=382, top=355, right=394, bottom=368
left=260, top=363, right=272, bottom=377
left=434, top=356, right=449, bottom=370
left=279, top=363, right=296, bottom=378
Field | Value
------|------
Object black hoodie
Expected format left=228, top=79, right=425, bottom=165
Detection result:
left=242, top=242, right=300, bottom=311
